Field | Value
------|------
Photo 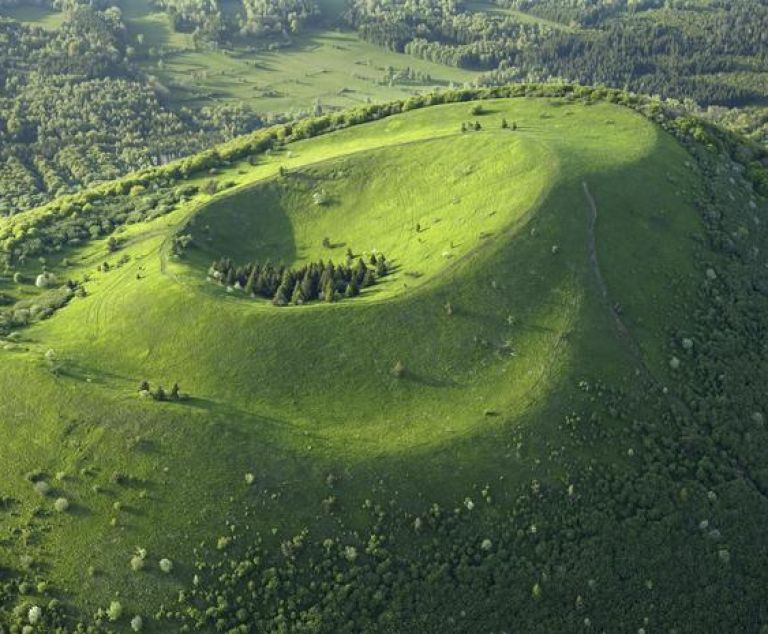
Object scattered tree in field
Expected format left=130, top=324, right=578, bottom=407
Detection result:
left=391, top=360, right=406, bottom=378
left=501, top=118, right=508, bottom=129
left=312, top=189, right=328, bottom=205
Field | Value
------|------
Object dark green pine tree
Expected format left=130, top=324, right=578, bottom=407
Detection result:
left=323, top=280, right=337, bottom=303
left=300, top=271, right=316, bottom=301
left=244, top=267, right=257, bottom=296
left=291, top=280, right=305, bottom=305
left=354, top=259, right=368, bottom=285
left=254, top=271, right=268, bottom=297
left=273, top=280, right=291, bottom=306
left=345, top=277, right=360, bottom=298
left=501, top=118, right=508, bottom=129
left=225, top=267, right=236, bottom=287
left=375, top=259, right=387, bottom=277
left=362, top=269, right=376, bottom=288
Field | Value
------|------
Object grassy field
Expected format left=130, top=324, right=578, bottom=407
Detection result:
left=115, top=0, right=476, bottom=113
left=0, top=0, right=475, bottom=115
left=145, top=30, right=477, bottom=112
left=464, top=1, right=577, bottom=31
left=0, top=96, right=712, bottom=628
left=0, top=3, right=65, bottom=28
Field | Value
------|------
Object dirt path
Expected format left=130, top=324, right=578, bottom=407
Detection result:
left=583, top=180, right=655, bottom=381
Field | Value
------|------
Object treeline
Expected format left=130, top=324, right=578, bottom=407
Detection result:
left=0, top=8, right=264, bottom=215
left=149, top=0, right=320, bottom=42
left=344, top=0, right=768, bottom=108
left=208, top=253, right=389, bottom=305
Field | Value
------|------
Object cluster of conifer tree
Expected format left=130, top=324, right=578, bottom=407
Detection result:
left=208, top=253, right=389, bottom=305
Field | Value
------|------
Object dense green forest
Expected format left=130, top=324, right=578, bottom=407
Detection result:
left=0, top=6, right=264, bottom=214
left=345, top=0, right=768, bottom=107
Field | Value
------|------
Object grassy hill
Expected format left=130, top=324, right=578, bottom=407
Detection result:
left=1, top=95, right=767, bottom=632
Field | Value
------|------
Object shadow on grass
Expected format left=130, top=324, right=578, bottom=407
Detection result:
left=401, top=371, right=458, bottom=388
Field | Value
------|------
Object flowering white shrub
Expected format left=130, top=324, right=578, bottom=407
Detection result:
left=54, top=497, right=69, bottom=512
left=28, top=606, right=42, bottom=624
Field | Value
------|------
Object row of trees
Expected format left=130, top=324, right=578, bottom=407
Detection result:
left=149, top=0, right=320, bottom=41
left=208, top=253, right=390, bottom=305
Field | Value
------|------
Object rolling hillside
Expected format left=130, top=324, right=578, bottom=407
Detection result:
left=1, top=93, right=768, bottom=632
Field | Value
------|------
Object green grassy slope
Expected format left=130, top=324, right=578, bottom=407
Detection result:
left=114, top=0, right=476, bottom=113
left=1, top=96, right=757, bottom=631
left=145, top=31, right=477, bottom=112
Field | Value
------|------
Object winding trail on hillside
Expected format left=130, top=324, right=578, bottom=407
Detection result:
left=584, top=181, right=768, bottom=501
left=583, top=180, right=655, bottom=382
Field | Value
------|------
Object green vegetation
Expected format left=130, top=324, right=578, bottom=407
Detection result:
left=144, top=29, right=475, bottom=113
left=1, top=89, right=767, bottom=631
left=344, top=0, right=768, bottom=108
left=3, top=0, right=768, bottom=219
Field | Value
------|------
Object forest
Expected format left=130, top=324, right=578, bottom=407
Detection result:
left=0, top=6, right=263, bottom=214
left=345, top=0, right=768, bottom=107
left=207, top=253, right=389, bottom=304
